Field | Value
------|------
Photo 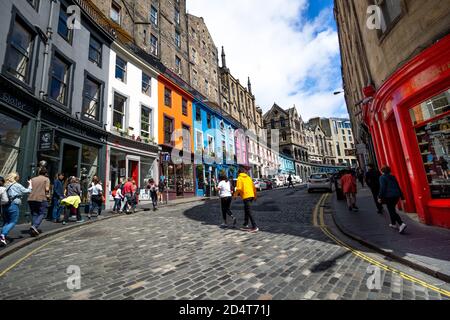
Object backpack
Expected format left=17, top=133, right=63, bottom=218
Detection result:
left=4, top=184, right=17, bottom=206
left=112, top=188, right=117, bottom=198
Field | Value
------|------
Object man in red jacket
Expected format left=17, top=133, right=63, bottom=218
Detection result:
left=121, top=178, right=134, bottom=213
left=340, top=169, right=358, bottom=212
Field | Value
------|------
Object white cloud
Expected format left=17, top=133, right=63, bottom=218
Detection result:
left=186, top=0, right=348, bottom=121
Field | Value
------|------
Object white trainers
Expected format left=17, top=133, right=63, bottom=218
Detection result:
left=399, top=223, right=407, bottom=234
left=0, top=235, right=7, bottom=246
left=389, top=224, right=398, bottom=230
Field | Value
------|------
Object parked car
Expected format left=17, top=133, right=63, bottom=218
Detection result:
left=271, top=177, right=284, bottom=188
left=253, top=178, right=268, bottom=191
left=264, top=179, right=273, bottom=190
left=293, top=175, right=303, bottom=184
left=307, top=173, right=333, bottom=193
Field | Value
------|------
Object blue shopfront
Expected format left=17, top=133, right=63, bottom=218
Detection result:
left=279, top=154, right=296, bottom=175
left=193, top=99, right=239, bottom=197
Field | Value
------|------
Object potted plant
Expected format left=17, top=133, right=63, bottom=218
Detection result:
left=114, top=122, right=122, bottom=132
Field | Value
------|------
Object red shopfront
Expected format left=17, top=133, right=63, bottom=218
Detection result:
left=364, top=34, right=450, bottom=228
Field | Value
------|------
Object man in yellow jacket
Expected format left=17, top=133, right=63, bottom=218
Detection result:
left=234, top=167, right=258, bottom=232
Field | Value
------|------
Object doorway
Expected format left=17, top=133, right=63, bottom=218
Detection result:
left=128, top=160, right=139, bottom=185
left=61, top=142, right=81, bottom=178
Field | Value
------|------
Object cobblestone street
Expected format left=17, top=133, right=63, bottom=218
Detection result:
left=0, top=188, right=448, bottom=300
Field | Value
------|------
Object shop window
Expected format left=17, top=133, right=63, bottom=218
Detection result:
left=175, top=56, right=182, bottom=74
left=49, top=53, right=71, bottom=106
left=110, top=149, right=126, bottom=190
left=5, top=16, right=36, bottom=85
left=140, top=106, right=152, bottom=139
left=174, top=7, right=180, bottom=25
left=207, top=135, right=214, bottom=155
left=142, top=72, right=151, bottom=96
left=140, top=157, right=154, bottom=189
left=82, top=75, right=101, bottom=121
left=164, top=116, right=174, bottom=145
left=115, top=56, right=127, bottom=82
left=58, top=3, right=73, bottom=43
left=113, top=92, right=127, bottom=130
left=410, top=89, right=450, bottom=125
left=88, top=36, right=102, bottom=67
left=0, top=114, right=22, bottom=176
left=412, top=90, right=450, bottom=199
left=164, top=87, right=172, bottom=107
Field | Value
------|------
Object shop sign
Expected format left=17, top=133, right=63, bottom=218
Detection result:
left=38, top=129, right=55, bottom=151
left=0, top=91, right=35, bottom=114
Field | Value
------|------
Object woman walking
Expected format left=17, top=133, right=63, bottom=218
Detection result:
left=0, top=173, right=32, bottom=246
left=112, top=184, right=123, bottom=213
left=147, top=179, right=158, bottom=211
left=341, top=169, right=359, bottom=211
left=216, top=175, right=237, bottom=229
left=158, top=177, right=165, bottom=204
left=88, top=176, right=103, bottom=219
left=378, top=166, right=407, bottom=234
left=61, top=177, right=83, bottom=225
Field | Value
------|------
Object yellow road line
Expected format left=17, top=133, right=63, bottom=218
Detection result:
left=316, top=196, right=450, bottom=298
left=312, top=193, right=327, bottom=227
left=0, top=224, right=96, bottom=278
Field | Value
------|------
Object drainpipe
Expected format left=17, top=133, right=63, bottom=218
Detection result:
left=32, top=0, right=56, bottom=176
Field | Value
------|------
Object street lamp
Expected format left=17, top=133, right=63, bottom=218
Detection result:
left=333, top=90, right=344, bottom=95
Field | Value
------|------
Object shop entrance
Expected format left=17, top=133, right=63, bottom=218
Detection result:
left=128, top=159, right=139, bottom=185
left=61, top=142, right=81, bottom=178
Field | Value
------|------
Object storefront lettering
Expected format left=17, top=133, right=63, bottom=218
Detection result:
left=0, top=92, right=29, bottom=110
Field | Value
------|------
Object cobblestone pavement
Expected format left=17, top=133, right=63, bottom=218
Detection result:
left=0, top=188, right=448, bottom=300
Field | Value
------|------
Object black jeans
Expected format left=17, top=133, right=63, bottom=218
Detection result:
left=150, top=191, right=158, bottom=209
left=220, top=197, right=235, bottom=222
left=243, top=198, right=257, bottom=228
left=369, top=187, right=383, bottom=212
left=385, top=197, right=403, bottom=226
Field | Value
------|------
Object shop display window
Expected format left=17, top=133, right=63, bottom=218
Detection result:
left=412, top=90, right=450, bottom=199
left=0, top=114, right=22, bottom=176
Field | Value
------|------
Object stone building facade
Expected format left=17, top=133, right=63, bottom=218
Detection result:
left=89, top=0, right=190, bottom=82
left=186, top=14, right=220, bottom=105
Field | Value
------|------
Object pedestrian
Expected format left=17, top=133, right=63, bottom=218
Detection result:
left=341, top=169, right=359, bottom=212
left=158, top=177, right=165, bottom=204
left=234, top=167, right=258, bottom=233
left=131, top=180, right=139, bottom=213
left=357, top=168, right=365, bottom=188
left=0, top=173, right=32, bottom=246
left=51, top=173, right=65, bottom=223
left=27, top=167, right=50, bottom=237
left=147, top=179, right=158, bottom=211
left=0, top=177, right=7, bottom=221
left=61, top=176, right=83, bottom=225
left=217, top=175, right=237, bottom=229
left=121, top=178, right=134, bottom=213
left=378, top=166, right=407, bottom=234
left=287, top=174, right=294, bottom=188
left=439, top=156, right=448, bottom=179
left=88, top=176, right=103, bottom=219
left=365, top=164, right=383, bottom=214
left=112, top=184, right=123, bottom=213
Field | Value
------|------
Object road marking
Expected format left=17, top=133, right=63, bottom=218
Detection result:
left=314, top=194, right=450, bottom=298
left=0, top=224, right=98, bottom=278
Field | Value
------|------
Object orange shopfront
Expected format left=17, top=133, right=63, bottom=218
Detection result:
left=364, top=34, right=450, bottom=228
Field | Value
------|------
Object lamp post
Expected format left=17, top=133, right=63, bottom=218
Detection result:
left=333, top=90, right=344, bottom=95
